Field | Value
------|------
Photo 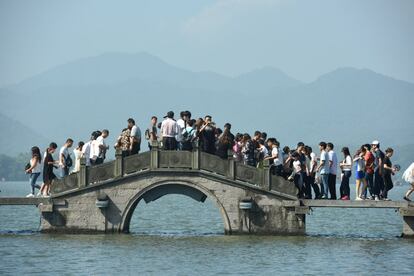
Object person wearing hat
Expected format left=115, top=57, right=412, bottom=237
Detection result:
left=372, top=140, right=385, bottom=201
left=160, top=111, right=178, bottom=150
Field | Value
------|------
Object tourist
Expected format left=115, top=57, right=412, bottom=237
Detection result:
left=353, top=148, right=367, bottom=200
left=303, top=146, right=315, bottom=199
left=252, top=131, right=262, bottom=154
left=223, top=123, right=235, bottom=143
left=160, top=111, right=178, bottom=150
left=181, top=119, right=196, bottom=151
left=82, top=132, right=96, bottom=167
left=232, top=133, right=243, bottom=162
left=372, top=140, right=385, bottom=201
left=215, top=128, right=233, bottom=159
left=382, top=148, right=395, bottom=200
left=176, top=111, right=191, bottom=150
left=115, top=128, right=131, bottom=157
left=288, top=151, right=304, bottom=199
left=256, top=139, right=269, bottom=168
left=265, top=138, right=283, bottom=176
left=327, top=142, right=338, bottom=200
left=40, top=142, right=58, bottom=197
left=305, top=146, right=321, bottom=199
left=402, top=162, right=414, bottom=201
left=72, top=141, right=84, bottom=173
left=95, top=130, right=109, bottom=165
left=128, top=118, right=141, bottom=155
left=317, top=142, right=329, bottom=199
left=339, top=147, right=352, bottom=200
left=199, top=115, right=216, bottom=154
left=363, top=144, right=375, bottom=199
left=25, top=146, right=42, bottom=197
left=282, top=146, right=293, bottom=178
left=89, top=131, right=101, bottom=165
left=59, top=138, right=73, bottom=177
left=242, top=133, right=256, bottom=167
left=146, top=116, right=158, bottom=150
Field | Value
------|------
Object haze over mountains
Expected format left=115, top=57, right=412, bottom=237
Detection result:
left=0, top=52, right=413, bottom=156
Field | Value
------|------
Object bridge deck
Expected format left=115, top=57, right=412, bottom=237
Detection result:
left=298, top=200, right=412, bottom=209
left=0, top=197, right=51, bottom=205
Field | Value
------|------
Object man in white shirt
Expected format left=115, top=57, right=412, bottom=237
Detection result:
left=265, top=138, right=283, bottom=176
left=317, top=142, right=330, bottom=199
left=59, top=138, right=73, bottom=177
left=327, top=142, right=338, bottom=199
left=82, top=138, right=92, bottom=167
left=160, top=111, right=178, bottom=150
left=175, top=111, right=191, bottom=150
left=128, top=118, right=141, bottom=155
left=95, top=129, right=109, bottom=165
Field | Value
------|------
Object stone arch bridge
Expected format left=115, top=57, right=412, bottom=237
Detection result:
left=41, top=143, right=304, bottom=235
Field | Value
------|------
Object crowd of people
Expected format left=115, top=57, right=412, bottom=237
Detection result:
left=24, top=110, right=414, bottom=201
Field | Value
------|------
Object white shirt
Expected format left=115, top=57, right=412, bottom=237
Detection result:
left=30, top=158, right=42, bottom=174
left=96, top=135, right=106, bottom=158
left=342, top=155, right=352, bottom=171
left=271, top=147, right=282, bottom=166
left=355, top=157, right=365, bottom=172
left=176, top=119, right=185, bottom=142
left=130, top=125, right=141, bottom=140
left=320, top=150, right=330, bottom=174
left=328, top=150, right=338, bottom=175
left=59, top=146, right=69, bottom=166
left=160, top=118, right=178, bottom=138
left=72, top=149, right=83, bottom=173
left=82, top=141, right=92, bottom=166
left=293, top=160, right=302, bottom=174
left=310, top=152, right=317, bottom=173
left=90, top=140, right=98, bottom=160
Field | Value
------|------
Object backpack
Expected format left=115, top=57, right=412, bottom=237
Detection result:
left=182, top=128, right=194, bottom=142
left=65, top=154, right=73, bottom=168
left=144, top=129, right=151, bottom=140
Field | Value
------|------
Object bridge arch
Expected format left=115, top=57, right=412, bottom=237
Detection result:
left=119, top=180, right=232, bottom=234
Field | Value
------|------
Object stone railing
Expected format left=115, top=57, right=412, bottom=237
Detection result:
left=51, top=141, right=297, bottom=197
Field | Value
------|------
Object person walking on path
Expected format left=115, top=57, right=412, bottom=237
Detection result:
left=40, top=142, right=58, bottom=197
left=59, top=138, right=73, bottom=177
left=128, top=118, right=141, bottom=155
left=327, top=142, right=338, bottom=200
left=160, top=111, right=178, bottom=150
left=382, top=148, right=396, bottom=200
left=403, top=162, right=414, bottom=201
left=339, top=147, right=352, bottom=200
left=72, top=141, right=84, bottom=173
left=317, top=142, right=329, bottom=199
left=25, top=146, right=42, bottom=197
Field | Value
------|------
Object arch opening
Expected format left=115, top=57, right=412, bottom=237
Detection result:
left=121, top=182, right=230, bottom=235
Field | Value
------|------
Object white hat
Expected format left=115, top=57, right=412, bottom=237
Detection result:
left=372, top=140, right=379, bottom=145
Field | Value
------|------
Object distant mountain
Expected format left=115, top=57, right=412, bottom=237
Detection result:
left=0, top=52, right=413, bottom=156
left=0, top=113, right=48, bottom=155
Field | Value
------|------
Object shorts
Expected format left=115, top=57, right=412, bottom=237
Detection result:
left=355, top=171, right=365, bottom=180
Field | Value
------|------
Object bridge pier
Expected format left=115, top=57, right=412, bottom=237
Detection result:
left=400, top=208, right=414, bottom=238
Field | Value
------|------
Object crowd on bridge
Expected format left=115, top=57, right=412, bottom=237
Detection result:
left=24, top=110, right=414, bottom=202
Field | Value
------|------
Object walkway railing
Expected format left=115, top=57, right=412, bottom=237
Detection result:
left=51, top=141, right=297, bottom=197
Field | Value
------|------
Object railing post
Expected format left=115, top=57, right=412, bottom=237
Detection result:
left=227, top=149, right=235, bottom=180
left=192, top=141, right=200, bottom=170
left=115, top=148, right=124, bottom=177
left=78, top=157, right=87, bottom=188
left=150, top=140, right=159, bottom=170
left=263, top=159, right=271, bottom=190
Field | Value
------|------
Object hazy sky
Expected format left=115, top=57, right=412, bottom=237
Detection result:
left=0, top=0, right=413, bottom=86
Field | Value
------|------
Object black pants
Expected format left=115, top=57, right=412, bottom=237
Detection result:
left=365, top=173, right=374, bottom=197
left=328, top=173, right=337, bottom=199
left=302, top=173, right=312, bottom=199
left=340, top=171, right=351, bottom=198
left=307, top=174, right=320, bottom=199
left=95, top=157, right=104, bottom=165
left=382, top=174, right=393, bottom=198
left=373, top=171, right=384, bottom=197
left=271, top=165, right=283, bottom=176
left=131, top=143, right=140, bottom=155
left=294, top=173, right=304, bottom=199
left=163, top=137, right=177, bottom=151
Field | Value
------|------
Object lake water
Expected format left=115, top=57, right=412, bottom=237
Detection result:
left=0, top=181, right=413, bottom=275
